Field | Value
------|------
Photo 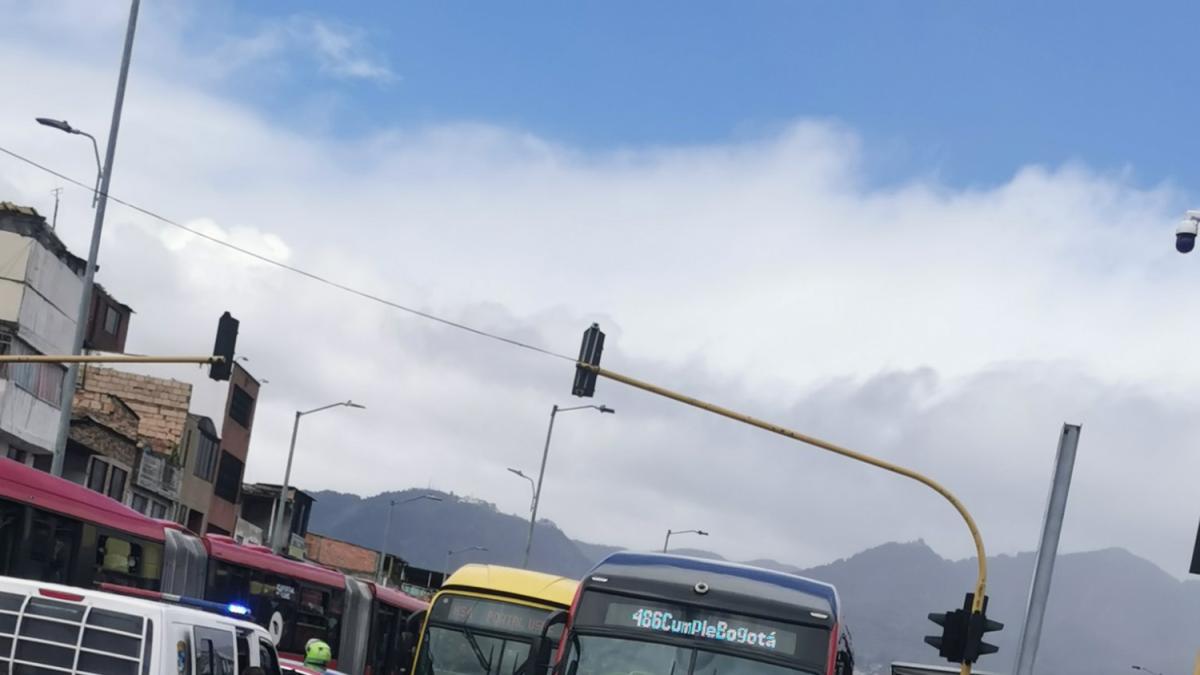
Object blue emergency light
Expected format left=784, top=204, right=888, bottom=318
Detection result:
left=98, top=583, right=255, bottom=621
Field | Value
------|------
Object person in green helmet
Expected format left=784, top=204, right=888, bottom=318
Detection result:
left=303, top=639, right=333, bottom=673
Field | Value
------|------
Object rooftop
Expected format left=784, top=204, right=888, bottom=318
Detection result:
left=0, top=202, right=86, bottom=275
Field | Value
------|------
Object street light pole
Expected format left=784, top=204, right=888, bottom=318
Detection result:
left=508, top=467, right=536, bottom=512
left=446, top=545, right=487, bottom=575
left=271, top=400, right=364, bottom=554
left=47, top=0, right=141, bottom=478
left=663, top=529, right=709, bottom=553
left=522, top=404, right=613, bottom=568
left=376, top=494, right=442, bottom=584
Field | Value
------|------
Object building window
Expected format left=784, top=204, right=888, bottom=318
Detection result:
left=130, top=491, right=172, bottom=520
left=85, top=457, right=130, bottom=502
left=194, top=431, right=219, bottom=482
left=1, top=337, right=65, bottom=407
left=86, top=459, right=107, bottom=493
left=107, top=465, right=127, bottom=501
left=214, top=452, right=243, bottom=503
left=229, top=386, right=254, bottom=429
left=104, top=305, right=120, bottom=334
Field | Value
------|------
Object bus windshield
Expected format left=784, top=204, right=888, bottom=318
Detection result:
left=566, top=635, right=819, bottom=675
left=416, top=594, right=561, bottom=675
left=419, top=624, right=531, bottom=675
left=568, top=593, right=831, bottom=675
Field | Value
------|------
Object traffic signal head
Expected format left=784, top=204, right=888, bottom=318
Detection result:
left=927, top=593, right=1004, bottom=666
left=572, top=323, right=605, bottom=397
left=210, top=312, right=239, bottom=381
left=963, top=595, right=1003, bottom=664
left=924, top=608, right=966, bottom=663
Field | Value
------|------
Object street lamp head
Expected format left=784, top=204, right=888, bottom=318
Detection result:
left=424, top=495, right=444, bottom=502
left=507, top=467, right=527, bottom=478
left=598, top=405, right=616, bottom=414
left=36, top=117, right=76, bottom=134
left=698, top=530, right=709, bottom=536
left=345, top=401, right=366, bottom=409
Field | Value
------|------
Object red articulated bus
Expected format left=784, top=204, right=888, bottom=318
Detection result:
left=0, top=459, right=427, bottom=675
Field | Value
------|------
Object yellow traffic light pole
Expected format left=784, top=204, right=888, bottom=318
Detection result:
left=0, top=355, right=220, bottom=364
left=582, top=363, right=987, bottom=675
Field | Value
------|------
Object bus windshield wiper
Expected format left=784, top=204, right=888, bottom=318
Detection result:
left=461, top=627, right=493, bottom=672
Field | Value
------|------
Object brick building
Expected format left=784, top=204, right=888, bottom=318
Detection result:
left=64, top=365, right=192, bottom=518
left=305, top=532, right=445, bottom=599
left=305, top=532, right=378, bottom=577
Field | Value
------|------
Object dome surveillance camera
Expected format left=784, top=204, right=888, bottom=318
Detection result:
left=1177, top=218, right=1198, bottom=254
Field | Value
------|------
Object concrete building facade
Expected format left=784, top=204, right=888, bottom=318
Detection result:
left=176, top=413, right=220, bottom=533
left=0, top=203, right=85, bottom=466
left=207, top=362, right=259, bottom=535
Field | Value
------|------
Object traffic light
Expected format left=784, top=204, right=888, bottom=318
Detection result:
left=926, top=594, right=1003, bottom=666
left=963, top=595, right=1003, bottom=664
left=572, top=323, right=605, bottom=397
left=924, top=607, right=967, bottom=663
left=210, top=312, right=239, bottom=381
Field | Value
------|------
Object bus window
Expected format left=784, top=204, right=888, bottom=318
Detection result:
left=208, top=562, right=344, bottom=659
left=94, top=532, right=163, bottom=590
left=26, top=509, right=80, bottom=585
left=371, top=604, right=400, bottom=675
left=0, top=498, right=22, bottom=577
left=293, top=585, right=343, bottom=657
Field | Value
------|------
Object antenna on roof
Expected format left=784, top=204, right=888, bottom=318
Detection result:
left=50, top=188, right=62, bottom=230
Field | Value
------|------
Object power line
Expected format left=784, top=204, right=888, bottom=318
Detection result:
left=0, top=144, right=576, bottom=362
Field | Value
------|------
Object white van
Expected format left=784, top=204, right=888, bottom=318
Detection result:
left=0, top=575, right=282, bottom=675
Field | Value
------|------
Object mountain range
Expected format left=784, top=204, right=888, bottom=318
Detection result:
left=308, top=488, right=1200, bottom=675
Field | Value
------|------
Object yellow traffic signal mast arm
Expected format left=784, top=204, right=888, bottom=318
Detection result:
left=579, top=362, right=987, bottom=675
left=0, top=355, right=222, bottom=364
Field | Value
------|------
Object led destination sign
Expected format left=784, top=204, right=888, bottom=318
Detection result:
left=430, top=594, right=552, bottom=637
left=602, top=602, right=799, bottom=654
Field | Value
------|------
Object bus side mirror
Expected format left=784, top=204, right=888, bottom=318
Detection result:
left=522, top=610, right=568, bottom=675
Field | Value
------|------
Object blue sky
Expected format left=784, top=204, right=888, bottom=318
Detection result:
left=8, top=1, right=1200, bottom=578
left=219, top=0, right=1200, bottom=190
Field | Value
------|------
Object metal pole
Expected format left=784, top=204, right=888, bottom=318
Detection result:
left=523, top=405, right=558, bottom=568
left=663, top=530, right=672, bottom=553
left=50, top=0, right=140, bottom=477
left=272, top=411, right=302, bottom=554
left=1013, top=424, right=1081, bottom=675
left=377, top=500, right=395, bottom=583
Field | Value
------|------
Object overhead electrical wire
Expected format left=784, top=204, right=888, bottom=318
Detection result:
left=0, top=144, right=576, bottom=362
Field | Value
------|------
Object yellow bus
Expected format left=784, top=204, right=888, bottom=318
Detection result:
left=410, top=564, right=578, bottom=675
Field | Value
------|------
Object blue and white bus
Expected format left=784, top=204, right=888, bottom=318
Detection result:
left=544, top=553, right=853, bottom=675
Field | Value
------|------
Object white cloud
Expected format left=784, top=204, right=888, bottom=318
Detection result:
left=1, top=3, right=1198, bottom=581
left=298, top=18, right=396, bottom=83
